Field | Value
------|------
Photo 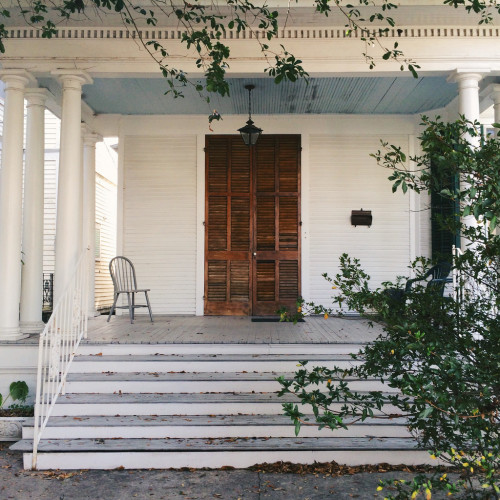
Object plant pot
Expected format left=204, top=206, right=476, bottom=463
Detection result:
left=0, top=417, right=32, bottom=442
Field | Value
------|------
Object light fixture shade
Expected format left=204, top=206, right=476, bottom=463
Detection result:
left=238, top=119, right=263, bottom=146
left=238, top=84, right=262, bottom=146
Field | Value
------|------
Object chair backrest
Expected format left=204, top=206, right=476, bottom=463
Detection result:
left=429, top=261, right=452, bottom=281
left=109, top=256, right=138, bottom=292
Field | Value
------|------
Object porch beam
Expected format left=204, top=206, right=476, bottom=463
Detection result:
left=53, top=70, right=93, bottom=303
left=20, top=88, right=49, bottom=335
left=83, top=130, right=103, bottom=317
left=0, top=70, right=35, bottom=340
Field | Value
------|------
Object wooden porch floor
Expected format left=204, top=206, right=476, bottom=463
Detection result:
left=83, top=315, right=382, bottom=344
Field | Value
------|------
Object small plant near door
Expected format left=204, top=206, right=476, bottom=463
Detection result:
left=277, top=117, right=500, bottom=499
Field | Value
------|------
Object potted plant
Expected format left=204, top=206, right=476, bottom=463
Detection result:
left=0, top=381, right=33, bottom=441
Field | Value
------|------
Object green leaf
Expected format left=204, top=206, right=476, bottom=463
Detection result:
left=408, top=64, right=419, bottom=79
left=419, top=406, right=433, bottom=418
left=294, top=420, right=301, bottom=436
left=9, top=381, right=28, bottom=402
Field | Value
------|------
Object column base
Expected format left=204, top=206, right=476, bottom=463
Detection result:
left=0, top=326, right=30, bottom=341
left=20, top=320, right=46, bottom=335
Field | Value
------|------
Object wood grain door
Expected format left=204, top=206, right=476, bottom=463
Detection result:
left=205, top=135, right=300, bottom=316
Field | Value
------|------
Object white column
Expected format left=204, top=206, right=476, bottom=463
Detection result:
left=449, top=71, right=484, bottom=250
left=450, top=71, right=483, bottom=147
left=20, top=89, right=49, bottom=335
left=491, top=85, right=500, bottom=131
left=83, top=131, right=102, bottom=317
left=0, top=70, right=34, bottom=340
left=53, top=71, right=92, bottom=303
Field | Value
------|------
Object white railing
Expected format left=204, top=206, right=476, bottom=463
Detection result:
left=453, top=244, right=497, bottom=319
left=452, top=245, right=463, bottom=303
left=32, top=250, right=90, bottom=469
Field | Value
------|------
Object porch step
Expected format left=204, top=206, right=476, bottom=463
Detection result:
left=17, top=342, right=418, bottom=470
left=48, top=392, right=401, bottom=416
left=71, top=353, right=361, bottom=372
left=13, top=437, right=433, bottom=470
left=64, top=371, right=392, bottom=393
left=22, top=414, right=411, bottom=439
left=77, top=343, right=364, bottom=356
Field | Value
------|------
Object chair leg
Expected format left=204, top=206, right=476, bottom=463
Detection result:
left=126, top=292, right=134, bottom=324
left=107, top=293, right=119, bottom=322
left=145, top=291, right=154, bottom=323
left=132, top=293, right=135, bottom=321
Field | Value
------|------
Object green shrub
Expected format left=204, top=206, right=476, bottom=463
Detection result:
left=278, top=117, right=500, bottom=499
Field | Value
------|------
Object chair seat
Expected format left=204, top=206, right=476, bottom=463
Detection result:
left=115, top=289, right=150, bottom=293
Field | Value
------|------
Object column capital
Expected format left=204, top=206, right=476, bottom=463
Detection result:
left=25, top=88, right=50, bottom=107
left=0, top=69, right=36, bottom=90
left=447, top=69, right=489, bottom=86
left=52, top=70, right=93, bottom=88
left=83, top=132, right=103, bottom=147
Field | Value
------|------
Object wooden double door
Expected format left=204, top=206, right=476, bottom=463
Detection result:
left=205, top=135, right=301, bottom=316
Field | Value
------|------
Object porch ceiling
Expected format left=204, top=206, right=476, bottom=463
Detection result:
left=39, top=75, right=458, bottom=116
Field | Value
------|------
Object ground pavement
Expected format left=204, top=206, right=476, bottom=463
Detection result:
left=1, top=442, right=453, bottom=500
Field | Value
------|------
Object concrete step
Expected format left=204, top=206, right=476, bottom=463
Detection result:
left=22, top=414, right=410, bottom=439
left=13, top=436, right=432, bottom=470
left=63, top=371, right=392, bottom=394
left=49, top=392, right=401, bottom=417
left=70, top=353, right=361, bottom=373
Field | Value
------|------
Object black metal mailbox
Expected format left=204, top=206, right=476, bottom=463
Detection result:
left=351, top=209, right=372, bottom=227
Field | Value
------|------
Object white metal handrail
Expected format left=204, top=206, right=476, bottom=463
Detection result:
left=452, top=245, right=462, bottom=303
left=32, top=249, right=90, bottom=469
left=453, top=244, right=497, bottom=318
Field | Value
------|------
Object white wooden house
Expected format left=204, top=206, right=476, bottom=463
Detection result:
left=0, top=0, right=499, bottom=469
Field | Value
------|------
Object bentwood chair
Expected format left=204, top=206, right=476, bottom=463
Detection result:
left=107, top=256, right=154, bottom=324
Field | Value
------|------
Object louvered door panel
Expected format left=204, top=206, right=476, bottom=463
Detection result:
left=256, top=261, right=275, bottom=301
left=206, top=135, right=300, bottom=316
left=256, top=197, right=275, bottom=251
left=256, top=137, right=275, bottom=193
left=207, top=196, right=227, bottom=251
left=205, top=137, right=251, bottom=315
left=279, top=197, right=298, bottom=249
left=252, top=136, right=301, bottom=315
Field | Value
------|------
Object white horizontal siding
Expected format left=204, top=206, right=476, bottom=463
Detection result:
left=44, top=111, right=60, bottom=150
left=309, top=135, right=411, bottom=309
left=43, top=157, right=58, bottom=276
left=95, top=174, right=117, bottom=310
left=123, top=135, right=197, bottom=315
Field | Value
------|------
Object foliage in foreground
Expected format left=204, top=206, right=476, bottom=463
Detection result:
left=278, top=117, right=500, bottom=499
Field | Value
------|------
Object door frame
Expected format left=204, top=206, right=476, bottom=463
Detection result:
left=203, top=134, right=301, bottom=316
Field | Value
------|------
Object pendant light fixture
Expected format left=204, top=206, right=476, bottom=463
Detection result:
left=238, top=84, right=262, bottom=146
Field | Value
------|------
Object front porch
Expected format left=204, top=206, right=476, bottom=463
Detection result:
left=83, top=314, right=382, bottom=345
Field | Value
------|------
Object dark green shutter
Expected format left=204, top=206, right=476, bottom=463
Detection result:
left=430, top=161, right=460, bottom=261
